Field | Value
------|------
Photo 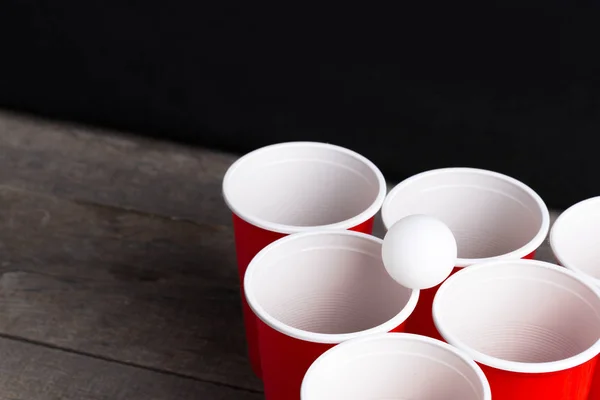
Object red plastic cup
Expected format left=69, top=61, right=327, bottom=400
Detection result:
left=550, top=196, right=600, bottom=399
left=382, top=167, right=550, bottom=339
left=301, top=333, right=491, bottom=400
left=244, top=230, right=419, bottom=400
left=222, top=142, right=386, bottom=377
left=433, top=259, right=600, bottom=400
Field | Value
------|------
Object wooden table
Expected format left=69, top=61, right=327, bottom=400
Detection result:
left=0, top=110, right=558, bottom=399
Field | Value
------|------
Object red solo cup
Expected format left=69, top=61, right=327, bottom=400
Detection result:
left=244, top=230, right=419, bottom=400
left=223, top=142, right=386, bottom=377
left=382, top=167, right=550, bottom=339
left=550, top=196, right=600, bottom=399
left=301, top=332, right=491, bottom=400
left=433, top=259, right=600, bottom=400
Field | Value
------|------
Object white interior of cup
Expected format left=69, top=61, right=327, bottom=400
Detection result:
left=301, top=333, right=490, bottom=400
left=551, top=197, right=600, bottom=285
left=382, top=168, right=549, bottom=265
left=244, top=231, right=418, bottom=343
left=223, top=142, right=386, bottom=233
left=433, top=260, right=600, bottom=373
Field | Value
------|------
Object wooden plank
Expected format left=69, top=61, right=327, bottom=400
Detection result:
left=0, top=185, right=261, bottom=391
left=0, top=336, right=262, bottom=400
left=0, top=110, right=234, bottom=225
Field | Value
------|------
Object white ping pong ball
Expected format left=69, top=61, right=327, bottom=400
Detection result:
left=382, top=214, right=457, bottom=290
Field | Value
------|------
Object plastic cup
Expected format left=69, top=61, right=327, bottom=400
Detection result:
left=550, top=196, right=600, bottom=399
left=244, top=230, right=419, bottom=400
left=301, top=332, right=491, bottom=400
left=433, top=259, right=600, bottom=400
left=223, top=142, right=386, bottom=376
left=550, top=196, right=600, bottom=285
left=382, top=167, right=550, bottom=339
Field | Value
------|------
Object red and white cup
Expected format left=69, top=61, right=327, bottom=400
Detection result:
left=550, top=196, right=600, bottom=399
left=244, top=230, right=419, bottom=400
left=301, top=332, right=491, bottom=400
left=382, top=167, right=550, bottom=339
left=223, top=142, right=386, bottom=377
left=433, top=259, right=600, bottom=400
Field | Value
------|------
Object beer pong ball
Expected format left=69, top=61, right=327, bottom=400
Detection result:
left=382, top=214, right=457, bottom=289
left=433, top=259, right=600, bottom=400
left=382, top=168, right=549, bottom=265
left=550, top=196, right=600, bottom=285
left=301, top=333, right=491, bottom=400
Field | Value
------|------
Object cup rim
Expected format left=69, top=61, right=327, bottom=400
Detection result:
left=432, top=259, right=600, bottom=373
left=382, top=167, right=550, bottom=267
left=301, top=332, right=492, bottom=400
left=244, top=230, right=420, bottom=344
left=550, top=196, right=600, bottom=286
left=222, top=141, right=387, bottom=234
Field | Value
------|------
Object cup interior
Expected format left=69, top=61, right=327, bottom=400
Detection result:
left=434, top=261, right=600, bottom=371
left=551, top=197, right=600, bottom=282
left=382, top=169, right=548, bottom=262
left=302, top=334, right=490, bottom=400
left=224, top=143, right=384, bottom=230
left=246, top=232, right=416, bottom=339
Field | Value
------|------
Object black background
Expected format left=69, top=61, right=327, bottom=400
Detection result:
left=1, top=2, right=599, bottom=208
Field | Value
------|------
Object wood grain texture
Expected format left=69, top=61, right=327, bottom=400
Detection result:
left=0, top=185, right=261, bottom=392
left=0, top=110, right=234, bottom=225
left=0, top=336, right=262, bottom=400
